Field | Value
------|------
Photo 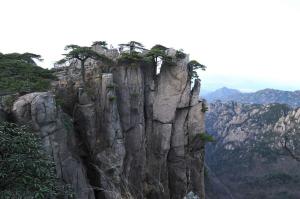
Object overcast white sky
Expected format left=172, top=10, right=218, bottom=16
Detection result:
left=1, top=0, right=300, bottom=92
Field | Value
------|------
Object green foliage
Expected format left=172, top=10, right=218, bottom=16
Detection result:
left=109, top=96, right=117, bottom=101
left=57, top=44, right=112, bottom=82
left=207, top=130, right=285, bottom=176
left=151, top=44, right=168, bottom=51
left=146, top=46, right=165, bottom=59
left=60, top=44, right=112, bottom=63
left=199, top=133, right=215, bottom=142
left=145, top=44, right=169, bottom=66
left=61, top=113, right=73, bottom=132
left=0, top=52, right=55, bottom=93
left=1, top=95, right=18, bottom=110
left=92, top=41, right=108, bottom=49
left=55, top=95, right=64, bottom=108
left=0, top=122, right=71, bottom=198
left=161, top=55, right=175, bottom=66
left=0, top=52, right=43, bottom=65
left=175, top=49, right=186, bottom=59
left=245, top=173, right=300, bottom=187
left=119, top=41, right=145, bottom=53
left=201, top=104, right=209, bottom=112
left=256, top=104, right=291, bottom=124
left=117, top=52, right=144, bottom=65
left=145, top=44, right=176, bottom=67
left=188, top=60, right=206, bottom=79
left=117, top=41, right=147, bottom=65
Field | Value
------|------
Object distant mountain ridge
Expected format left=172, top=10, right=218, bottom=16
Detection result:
left=204, top=87, right=300, bottom=107
left=205, top=101, right=300, bottom=199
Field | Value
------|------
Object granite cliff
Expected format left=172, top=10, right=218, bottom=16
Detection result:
left=0, top=44, right=206, bottom=199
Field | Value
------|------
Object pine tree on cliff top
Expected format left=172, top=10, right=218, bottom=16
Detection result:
left=56, top=44, right=111, bottom=83
left=118, top=41, right=146, bottom=53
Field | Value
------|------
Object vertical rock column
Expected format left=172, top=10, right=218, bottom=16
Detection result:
left=147, top=49, right=193, bottom=199
left=74, top=73, right=125, bottom=199
left=113, top=65, right=146, bottom=198
left=187, top=80, right=206, bottom=198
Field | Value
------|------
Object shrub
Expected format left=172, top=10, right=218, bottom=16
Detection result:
left=201, top=105, right=209, bottom=112
left=109, top=96, right=117, bottom=101
left=199, top=133, right=215, bottom=143
left=175, top=50, right=186, bottom=59
left=1, top=95, right=18, bottom=110
left=117, top=52, right=144, bottom=65
left=0, top=122, right=71, bottom=198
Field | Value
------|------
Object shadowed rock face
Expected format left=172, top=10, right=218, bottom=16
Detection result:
left=7, top=45, right=206, bottom=199
left=0, top=106, right=6, bottom=121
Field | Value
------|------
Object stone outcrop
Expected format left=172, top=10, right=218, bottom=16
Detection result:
left=12, top=92, right=95, bottom=199
left=73, top=73, right=126, bottom=199
left=5, top=45, right=206, bottom=199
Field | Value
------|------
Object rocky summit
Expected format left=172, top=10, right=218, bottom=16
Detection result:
left=0, top=44, right=206, bottom=199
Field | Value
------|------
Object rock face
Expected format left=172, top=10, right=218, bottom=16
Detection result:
left=4, top=45, right=206, bottom=199
left=12, top=92, right=95, bottom=199
left=205, top=101, right=300, bottom=199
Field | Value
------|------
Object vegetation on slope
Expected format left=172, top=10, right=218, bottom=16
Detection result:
left=0, top=122, right=71, bottom=198
left=0, top=52, right=55, bottom=94
left=206, top=102, right=300, bottom=199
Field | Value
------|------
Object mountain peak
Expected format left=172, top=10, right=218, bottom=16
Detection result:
left=204, top=87, right=300, bottom=107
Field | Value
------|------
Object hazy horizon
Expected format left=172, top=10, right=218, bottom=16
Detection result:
left=202, top=85, right=300, bottom=95
left=1, top=0, right=300, bottom=92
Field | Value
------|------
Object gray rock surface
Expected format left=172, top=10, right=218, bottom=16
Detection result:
left=12, top=92, right=95, bottom=199
left=112, top=65, right=146, bottom=198
left=5, top=46, right=206, bottom=199
left=73, top=73, right=125, bottom=199
left=148, top=53, right=192, bottom=198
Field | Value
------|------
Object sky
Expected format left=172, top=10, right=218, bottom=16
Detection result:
left=1, top=0, right=300, bottom=92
